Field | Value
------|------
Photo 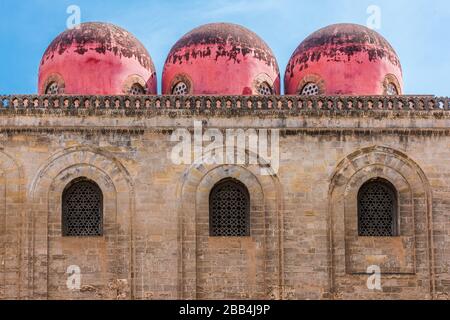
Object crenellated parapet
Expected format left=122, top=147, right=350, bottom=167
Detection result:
left=0, top=95, right=449, bottom=113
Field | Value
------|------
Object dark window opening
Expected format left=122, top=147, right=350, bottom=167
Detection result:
left=62, top=178, right=103, bottom=237
left=46, top=82, right=59, bottom=95
left=301, top=82, right=319, bottom=96
left=209, top=178, right=250, bottom=237
left=172, top=81, right=189, bottom=95
left=358, top=178, right=398, bottom=237
left=129, top=83, right=146, bottom=95
left=258, top=82, right=273, bottom=95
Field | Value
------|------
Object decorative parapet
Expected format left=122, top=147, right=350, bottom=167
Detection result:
left=0, top=95, right=449, bottom=113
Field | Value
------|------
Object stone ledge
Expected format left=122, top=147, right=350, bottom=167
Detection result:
left=0, top=95, right=448, bottom=114
left=2, top=108, right=450, bottom=119
left=1, top=127, right=450, bottom=136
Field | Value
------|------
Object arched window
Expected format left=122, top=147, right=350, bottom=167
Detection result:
left=45, top=82, right=59, bottom=95
left=386, top=82, right=399, bottom=95
left=209, top=178, right=250, bottom=237
left=129, top=83, right=146, bottom=95
left=172, top=81, right=189, bottom=95
left=383, top=74, right=401, bottom=95
left=62, top=178, right=103, bottom=236
left=257, top=82, right=273, bottom=95
left=358, top=178, right=398, bottom=237
left=301, top=82, right=320, bottom=96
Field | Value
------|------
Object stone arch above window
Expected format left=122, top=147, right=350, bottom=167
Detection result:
left=129, top=83, right=146, bottom=95
left=42, top=73, right=65, bottom=95
left=209, top=178, right=250, bottom=237
left=357, top=178, right=398, bottom=237
left=170, top=74, right=193, bottom=95
left=177, top=163, right=282, bottom=299
left=257, top=81, right=273, bottom=95
left=28, top=146, right=135, bottom=298
left=328, top=145, right=434, bottom=298
left=62, top=177, right=103, bottom=237
left=383, top=74, right=402, bottom=95
left=253, top=73, right=275, bottom=95
left=297, top=74, right=325, bottom=96
left=122, top=74, right=147, bottom=95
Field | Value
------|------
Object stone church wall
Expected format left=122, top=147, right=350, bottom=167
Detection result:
left=0, top=95, right=449, bottom=300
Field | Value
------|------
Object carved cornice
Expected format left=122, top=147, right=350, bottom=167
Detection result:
left=1, top=127, right=450, bottom=136
left=0, top=95, right=448, bottom=115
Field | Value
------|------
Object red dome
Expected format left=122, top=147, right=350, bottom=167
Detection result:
left=162, top=23, right=280, bottom=95
left=38, top=22, right=157, bottom=95
left=284, top=23, right=403, bottom=96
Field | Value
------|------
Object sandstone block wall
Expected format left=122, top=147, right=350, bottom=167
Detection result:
left=0, top=95, right=449, bottom=300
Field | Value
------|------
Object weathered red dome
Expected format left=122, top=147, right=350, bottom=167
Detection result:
left=38, top=22, right=157, bottom=95
left=162, top=23, right=280, bottom=95
left=284, top=23, right=403, bottom=96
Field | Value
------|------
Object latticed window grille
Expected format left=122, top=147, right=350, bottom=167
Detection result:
left=62, top=178, right=103, bottom=236
left=209, top=179, right=250, bottom=237
left=172, top=81, right=189, bottom=95
left=358, top=179, right=397, bottom=237
left=258, top=82, right=272, bottom=95
left=301, top=82, right=319, bottom=96
left=386, top=82, right=399, bottom=95
left=46, top=82, right=59, bottom=95
left=129, top=83, right=146, bottom=95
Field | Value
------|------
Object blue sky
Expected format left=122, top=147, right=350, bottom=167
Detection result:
left=0, top=0, right=449, bottom=96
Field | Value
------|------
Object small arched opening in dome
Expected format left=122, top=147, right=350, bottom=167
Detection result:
left=172, top=81, right=189, bottom=95
left=296, top=74, right=325, bottom=96
left=301, top=82, right=320, bottom=96
left=383, top=74, right=402, bottom=96
left=386, top=83, right=399, bottom=96
left=42, top=74, right=65, bottom=95
left=253, top=73, right=275, bottom=96
left=257, top=82, right=273, bottom=96
left=129, top=83, right=146, bottom=95
left=170, top=74, right=193, bottom=95
left=45, top=82, right=60, bottom=95
left=122, top=75, right=148, bottom=96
